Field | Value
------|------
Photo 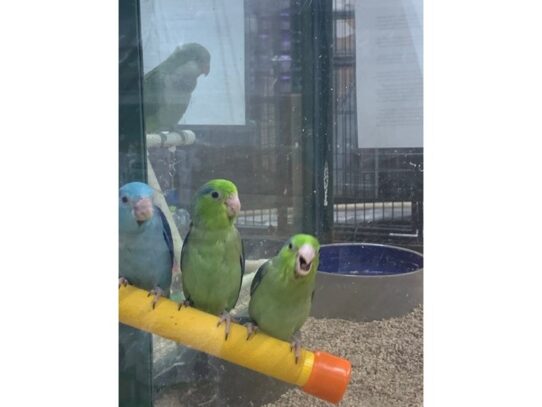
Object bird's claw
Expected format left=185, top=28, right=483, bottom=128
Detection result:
left=245, top=322, right=259, bottom=340
left=118, top=277, right=130, bottom=288
left=217, top=312, right=233, bottom=341
left=177, top=299, right=192, bottom=311
left=147, top=287, right=165, bottom=309
left=290, top=339, right=302, bottom=364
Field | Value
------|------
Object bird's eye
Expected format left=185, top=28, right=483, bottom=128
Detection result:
left=288, top=243, right=293, bottom=250
left=211, top=191, right=219, bottom=199
left=121, top=196, right=128, bottom=203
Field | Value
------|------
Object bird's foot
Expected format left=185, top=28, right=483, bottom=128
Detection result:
left=118, top=277, right=130, bottom=288
left=245, top=322, right=259, bottom=340
left=177, top=299, right=192, bottom=311
left=147, top=286, right=165, bottom=309
left=290, top=338, right=302, bottom=364
left=217, top=311, right=234, bottom=341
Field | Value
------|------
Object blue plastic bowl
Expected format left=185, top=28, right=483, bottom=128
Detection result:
left=311, top=243, right=423, bottom=321
left=319, top=243, right=423, bottom=276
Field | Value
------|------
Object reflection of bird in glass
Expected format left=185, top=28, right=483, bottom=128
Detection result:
left=143, top=43, right=211, bottom=132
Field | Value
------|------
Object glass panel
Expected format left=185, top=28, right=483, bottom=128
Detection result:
left=333, top=0, right=423, bottom=247
left=138, top=1, right=319, bottom=405
left=119, top=0, right=423, bottom=405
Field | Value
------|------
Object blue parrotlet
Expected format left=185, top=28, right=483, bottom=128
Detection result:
left=119, top=181, right=174, bottom=309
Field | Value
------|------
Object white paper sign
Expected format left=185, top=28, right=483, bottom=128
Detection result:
left=355, top=0, right=423, bottom=148
left=140, top=0, right=245, bottom=126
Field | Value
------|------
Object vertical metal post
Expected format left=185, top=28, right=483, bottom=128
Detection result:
left=119, top=0, right=147, bottom=185
left=318, top=0, right=334, bottom=243
left=119, top=0, right=152, bottom=406
left=295, top=0, right=334, bottom=243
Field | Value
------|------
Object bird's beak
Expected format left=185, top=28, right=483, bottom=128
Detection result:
left=225, top=193, right=241, bottom=218
left=132, top=197, right=153, bottom=224
left=202, top=64, right=210, bottom=76
left=295, top=244, right=316, bottom=277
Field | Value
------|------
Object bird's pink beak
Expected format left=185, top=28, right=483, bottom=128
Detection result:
left=225, top=193, right=241, bottom=218
left=202, top=64, right=210, bottom=76
left=296, top=244, right=316, bottom=277
left=132, top=197, right=153, bottom=224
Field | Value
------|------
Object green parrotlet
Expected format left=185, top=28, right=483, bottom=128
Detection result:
left=247, top=234, right=320, bottom=363
left=179, top=179, right=244, bottom=339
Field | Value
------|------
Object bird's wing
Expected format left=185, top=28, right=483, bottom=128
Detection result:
left=233, top=235, right=246, bottom=304
left=142, top=68, right=164, bottom=119
left=250, top=259, right=271, bottom=297
left=156, top=206, right=174, bottom=266
left=240, top=234, right=245, bottom=278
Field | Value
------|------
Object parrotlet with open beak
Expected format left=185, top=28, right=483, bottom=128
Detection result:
left=246, top=234, right=320, bottom=363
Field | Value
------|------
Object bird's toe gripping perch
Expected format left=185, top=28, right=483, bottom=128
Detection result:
left=119, top=285, right=351, bottom=404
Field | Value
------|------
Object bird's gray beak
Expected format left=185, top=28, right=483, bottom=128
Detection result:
left=132, top=197, right=153, bottom=224
left=203, top=64, right=210, bottom=76
left=225, top=193, right=241, bottom=218
left=295, top=244, right=316, bottom=277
